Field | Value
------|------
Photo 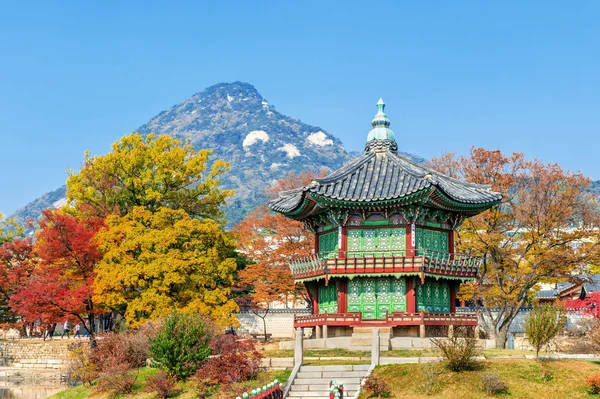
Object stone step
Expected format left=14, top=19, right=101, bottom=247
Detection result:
left=296, top=371, right=365, bottom=379
left=293, top=378, right=363, bottom=386
left=288, top=391, right=358, bottom=398
left=300, top=364, right=370, bottom=372
left=291, top=384, right=360, bottom=391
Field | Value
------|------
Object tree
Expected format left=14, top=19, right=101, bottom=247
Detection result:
left=94, top=206, right=238, bottom=327
left=431, top=148, right=600, bottom=348
left=9, top=209, right=104, bottom=340
left=0, top=237, right=37, bottom=323
left=66, top=133, right=232, bottom=220
left=0, top=213, right=25, bottom=245
left=234, top=171, right=321, bottom=340
left=524, top=304, right=566, bottom=358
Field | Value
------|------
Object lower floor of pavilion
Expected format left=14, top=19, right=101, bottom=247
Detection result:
left=297, top=275, right=477, bottom=337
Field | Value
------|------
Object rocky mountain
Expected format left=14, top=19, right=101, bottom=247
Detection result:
left=10, top=82, right=424, bottom=227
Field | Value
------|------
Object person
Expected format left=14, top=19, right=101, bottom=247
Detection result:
left=48, top=323, right=56, bottom=340
left=82, top=324, right=90, bottom=338
left=61, top=320, right=70, bottom=339
left=73, top=323, right=81, bottom=339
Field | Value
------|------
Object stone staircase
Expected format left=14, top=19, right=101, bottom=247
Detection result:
left=349, top=327, right=391, bottom=351
left=287, top=364, right=369, bottom=399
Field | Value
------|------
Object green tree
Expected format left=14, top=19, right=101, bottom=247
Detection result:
left=524, top=304, right=566, bottom=358
left=66, top=133, right=232, bottom=220
left=149, top=313, right=214, bottom=380
left=94, top=206, right=238, bottom=327
left=0, top=213, right=25, bottom=245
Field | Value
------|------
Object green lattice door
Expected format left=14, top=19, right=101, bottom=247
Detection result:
left=415, top=228, right=449, bottom=255
left=416, top=280, right=451, bottom=313
left=318, top=282, right=338, bottom=314
left=347, top=228, right=406, bottom=257
left=362, top=278, right=377, bottom=319
left=346, top=277, right=407, bottom=319
left=390, top=278, right=407, bottom=312
left=319, top=230, right=339, bottom=258
left=348, top=279, right=362, bottom=313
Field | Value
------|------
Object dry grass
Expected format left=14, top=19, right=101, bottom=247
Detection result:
left=366, top=359, right=600, bottom=398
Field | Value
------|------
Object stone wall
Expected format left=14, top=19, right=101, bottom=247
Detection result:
left=0, top=341, right=74, bottom=369
left=235, top=310, right=309, bottom=338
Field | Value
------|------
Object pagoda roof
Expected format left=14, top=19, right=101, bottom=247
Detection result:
left=269, top=99, right=502, bottom=219
left=270, top=149, right=501, bottom=216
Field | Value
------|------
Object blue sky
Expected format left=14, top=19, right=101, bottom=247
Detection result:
left=1, top=1, right=599, bottom=215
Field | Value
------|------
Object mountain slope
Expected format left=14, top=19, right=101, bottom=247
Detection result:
left=135, top=82, right=354, bottom=224
left=15, top=82, right=405, bottom=226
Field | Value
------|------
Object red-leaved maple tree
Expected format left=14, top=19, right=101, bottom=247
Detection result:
left=0, top=237, right=37, bottom=323
left=10, top=209, right=104, bottom=340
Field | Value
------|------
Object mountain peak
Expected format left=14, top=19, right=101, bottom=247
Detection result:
left=194, top=81, right=263, bottom=103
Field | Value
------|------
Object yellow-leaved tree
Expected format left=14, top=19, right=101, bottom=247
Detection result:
left=95, top=206, right=238, bottom=327
left=67, top=133, right=238, bottom=327
left=67, top=133, right=232, bottom=220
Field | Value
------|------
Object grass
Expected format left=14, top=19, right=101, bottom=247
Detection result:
left=262, top=347, right=548, bottom=359
left=50, top=368, right=291, bottom=399
left=363, top=359, right=600, bottom=398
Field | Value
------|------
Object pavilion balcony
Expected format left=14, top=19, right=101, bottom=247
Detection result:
left=289, top=249, right=481, bottom=281
left=293, top=310, right=478, bottom=328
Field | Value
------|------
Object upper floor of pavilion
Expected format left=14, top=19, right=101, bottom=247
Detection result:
left=269, top=99, right=502, bottom=228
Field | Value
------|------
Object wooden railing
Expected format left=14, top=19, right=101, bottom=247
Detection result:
left=289, top=249, right=481, bottom=280
left=294, top=311, right=478, bottom=328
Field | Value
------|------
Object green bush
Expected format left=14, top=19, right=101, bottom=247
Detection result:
left=524, top=304, right=566, bottom=358
left=149, top=313, right=215, bottom=380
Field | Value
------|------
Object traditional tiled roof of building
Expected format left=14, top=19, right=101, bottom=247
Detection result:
left=269, top=100, right=502, bottom=217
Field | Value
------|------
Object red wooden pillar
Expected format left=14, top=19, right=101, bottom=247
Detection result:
left=406, top=277, right=416, bottom=314
left=406, top=224, right=415, bottom=256
left=338, top=278, right=348, bottom=314
left=314, top=232, right=320, bottom=254
left=339, top=226, right=348, bottom=258
left=313, top=282, right=319, bottom=315
left=450, top=283, right=456, bottom=313
left=449, top=229, right=455, bottom=254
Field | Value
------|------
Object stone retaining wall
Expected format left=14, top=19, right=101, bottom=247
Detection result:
left=0, top=341, right=75, bottom=369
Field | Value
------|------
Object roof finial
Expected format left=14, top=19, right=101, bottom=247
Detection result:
left=366, top=98, right=397, bottom=152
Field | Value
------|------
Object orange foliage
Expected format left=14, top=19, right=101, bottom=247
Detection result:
left=234, top=170, right=325, bottom=307
left=431, top=148, right=600, bottom=347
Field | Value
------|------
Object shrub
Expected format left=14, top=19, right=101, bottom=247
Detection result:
left=195, top=336, right=262, bottom=386
left=431, top=331, right=481, bottom=372
left=92, top=329, right=151, bottom=370
left=363, top=375, right=391, bottom=398
left=587, top=373, right=600, bottom=395
left=95, top=362, right=139, bottom=397
left=524, top=304, right=566, bottom=358
left=482, top=374, right=509, bottom=395
left=416, top=362, right=443, bottom=395
left=194, top=378, right=218, bottom=399
left=67, top=344, right=99, bottom=386
left=146, top=371, right=176, bottom=399
left=149, top=313, right=215, bottom=380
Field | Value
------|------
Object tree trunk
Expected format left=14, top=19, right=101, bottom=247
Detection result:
left=494, top=328, right=509, bottom=349
left=262, top=317, right=267, bottom=344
